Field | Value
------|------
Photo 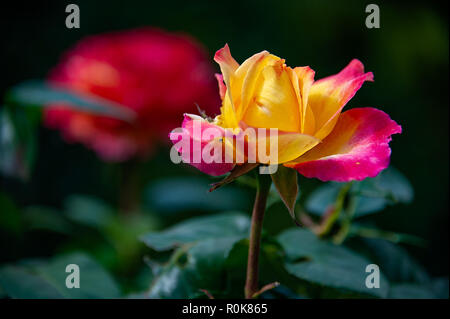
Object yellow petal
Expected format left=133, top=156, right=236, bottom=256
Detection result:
left=288, top=66, right=316, bottom=135
left=253, top=130, right=320, bottom=164
left=237, top=52, right=280, bottom=121
left=214, top=44, right=240, bottom=128
left=215, top=94, right=239, bottom=128
left=242, top=61, right=301, bottom=133
left=308, top=59, right=373, bottom=140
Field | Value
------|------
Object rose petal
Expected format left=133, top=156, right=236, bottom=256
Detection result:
left=214, top=44, right=239, bottom=128
left=215, top=74, right=227, bottom=101
left=288, top=66, right=316, bottom=135
left=237, top=51, right=279, bottom=120
left=255, top=130, right=320, bottom=164
left=169, top=114, right=234, bottom=176
left=284, top=107, right=402, bottom=182
left=242, top=60, right=302, bottom=133
left=308, top=59, right=374, bottom=140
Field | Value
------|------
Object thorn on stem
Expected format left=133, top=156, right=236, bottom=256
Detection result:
left=199, top=289, right=215, bottom=299
left=251, top=281, right=280, bottom=298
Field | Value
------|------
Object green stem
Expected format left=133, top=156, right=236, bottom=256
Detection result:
left=245, top=173, right=271, bottom=299
left=333, top=194, right=358, bottom=244
left=318, top=182, right=352, bottom=236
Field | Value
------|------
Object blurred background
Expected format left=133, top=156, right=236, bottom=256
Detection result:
left=0, top=0, right=448, bottom=298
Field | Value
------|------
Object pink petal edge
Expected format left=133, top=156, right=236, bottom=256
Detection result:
left=288, top=107, right=402, bottom=182
left=169, top=114, right=234, bottom=176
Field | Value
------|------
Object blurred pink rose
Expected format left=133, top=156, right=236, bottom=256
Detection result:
left=44, top=28, right=220, bottom=162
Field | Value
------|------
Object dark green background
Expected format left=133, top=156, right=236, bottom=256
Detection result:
left=0, top=0, right=448, bottom=276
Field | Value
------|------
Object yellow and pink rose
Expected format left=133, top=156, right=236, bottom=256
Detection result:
left=170, top=44, right=401, bottom=182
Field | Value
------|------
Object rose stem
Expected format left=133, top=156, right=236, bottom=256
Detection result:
left=245, top=172, right=272, bottom=299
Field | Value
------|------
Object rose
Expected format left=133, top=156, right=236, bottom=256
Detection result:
left=44, top=28, right=220, bottom=162
left=170, top=44, right=401, bottom=182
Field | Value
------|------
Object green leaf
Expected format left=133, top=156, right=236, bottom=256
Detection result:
left=223, top=237, right=289, bottom=298
left=0, top=265, right=64, bottom=298
left=144, top=177, right=249, bottom=214
left=141, top=213, right=253, bottom=298
left=361, top=238, right=430, bottom=284
left=271, top=165, right=298, bottom=221
left=388, top=283, right=436, bottom=299
left=428, top=277, right=449, bottom=299
left=146, top=235, right=290, bottom=299
left=6, top=81, right=135, bottom=122
left=1, top=79, right=138, bottom=178
left=0, top=193, right=22, bottom=234
left=36, top=253, right=121, bottom=298
left=0, top=253, right=121, bottom=298
left=304, top=182, right=336, bottom=210
left=64, top=195, right=113, bottom=228
left=0, top=108, right=19, bottom=177
left=388, top=277, right=448, bottom=299
left=306, top=183, right=385, bottom=218
left=277, top=228, right=389, bottom=298
left=0, top=105, right=39, bottom=179
left=140, top=212, right=250, bottom=251
left=305, top=167, right=413, bottom=218
left=23, top=206, right=72, bottom=234
left=63, top=195, right=159, bottom=271
left=305, top=183, right=341, bottom=215
left=357, top=167, right=414, bottom=204
left=147, top=237, right=240, bottom=298
left=103, top=213, right=160, bottom=268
